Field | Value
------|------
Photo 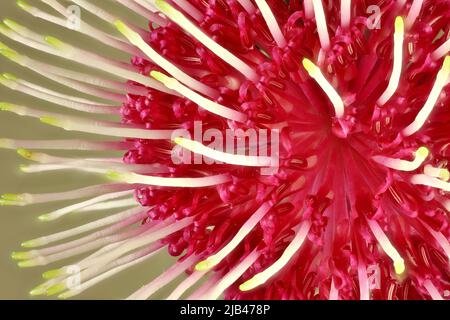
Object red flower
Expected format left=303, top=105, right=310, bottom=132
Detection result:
left=1, top=0, right=449, bottom=300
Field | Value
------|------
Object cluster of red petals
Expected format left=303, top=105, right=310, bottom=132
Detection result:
left=120, top=0, right=450, bottom=299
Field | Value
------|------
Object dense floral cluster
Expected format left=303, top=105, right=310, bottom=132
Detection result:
left=119, top=0, right=450, bottom=299
left=1, top=0, right=449, bottom=300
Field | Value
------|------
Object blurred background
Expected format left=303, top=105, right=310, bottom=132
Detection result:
left=0, top=0, right=177, bottom=299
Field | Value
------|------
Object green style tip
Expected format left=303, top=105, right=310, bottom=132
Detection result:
left=17, top=148, right=33, bottom=160
left=150, top=70, right=169, bottom=83
left=39, top=116, right=61, bottom=127
left=29, top=284, right=47, bottom=296
left=0, top=48, right=19, bottom=61
left=46, top=283, right=67, bottom=296
left=0, top=41, right=11, bottom=50
left=0, top=102, right=14, bottom=111
left=194, top=259, right=215, bottom=272
left=0, top=199, right=19, bottom=206
left=11, top=251, right=30, bottom=260
left=21, top=239, right=40, bottom=248
left=2, top=73, right=17, bottom=81
left=105, top=170, right=128, bottom=181
left=1, top=193, right=22, bottom=201
left=155, top=0, right=171, bottom=12
left=113, top=20, right=127, bottom=32
left=44, top=36, right=64, bottom=49
left=0, top=22, right=9, bottom=33
left=58, top=292, right=71, bottom=300
left=0, top=196, right=23, bottom=206
left=0, top=74, right=7, bottom=84
left=3, top=18, right=22, bottom=30
left=42, top=268, right=64, bottom=280
left=18, top=260, right=36, bottom=268
left=38, top=214, right=52, bottom=222
left=19, top=164, right=29, bottom=173
left=16, top=0, right=31, bottom=11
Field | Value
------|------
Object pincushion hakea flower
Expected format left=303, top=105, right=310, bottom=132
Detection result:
left=0, top=0, right=449, bottom=300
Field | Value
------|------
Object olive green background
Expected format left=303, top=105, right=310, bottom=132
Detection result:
left=0, top=0, right=178, bottom=299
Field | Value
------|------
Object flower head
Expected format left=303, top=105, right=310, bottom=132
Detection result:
left=1, top=0, right=450, bottom=300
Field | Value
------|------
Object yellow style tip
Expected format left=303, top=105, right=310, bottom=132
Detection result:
left=113, top=20, right=128, bottom=33
left=394, top=16, right=404, bottom=34
left=302, top=58, right=317, bottom=75
left=173, top=136, right=184, bottom=145
left=439, top=169, right=450, bottom=182
left=442, top=56, right=450, bottom=73
left=394, top=260, right=405, bottom=275
left=150, top=70, right=167, bottom=82
left=416, top=146, right=429, bottom=159
left=239, top=277, right=258, bottom=292
left=194, top=259, right=215, bottom=272
left=155, top=0, right=170, bottom=11
left=113, top=19, right=124, bottom=27
left=150, top=71, right=177, bottom=89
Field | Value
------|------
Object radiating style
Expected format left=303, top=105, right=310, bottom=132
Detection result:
left=0, top=0, right=450, bottom=300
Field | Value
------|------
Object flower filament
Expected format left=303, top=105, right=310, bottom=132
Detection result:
left=403, top=56, right=450, bottom=137
left=372, top=146, right=429, bottom=172
left=303, top=58, right=345, bottom=118
left=195, top=202, right=272, bottom=272
left=367, top=219, right=405, bottom=275
left=239, top=220, right=311, bottom=291
left=377, top=17, right=404, bottom=106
